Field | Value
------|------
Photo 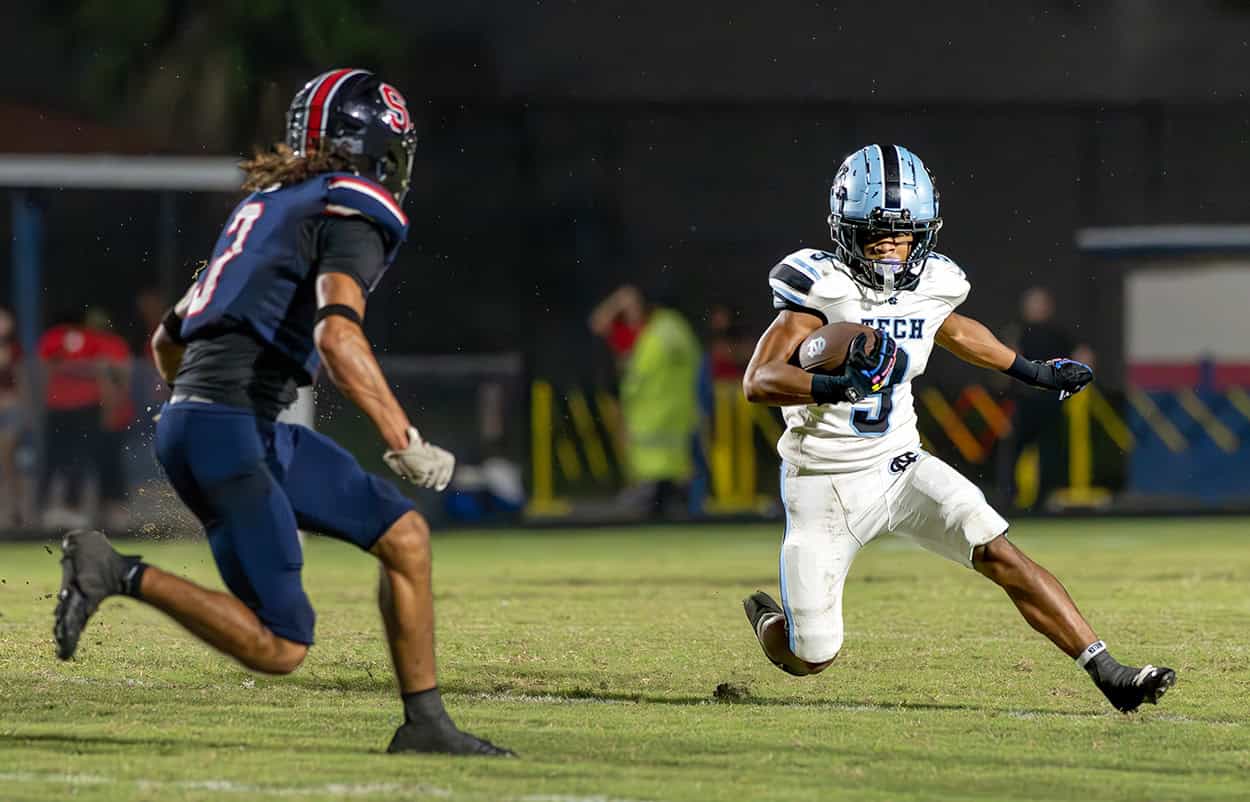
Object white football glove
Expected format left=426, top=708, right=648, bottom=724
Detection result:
left=383, top=427, right=455, bottom=492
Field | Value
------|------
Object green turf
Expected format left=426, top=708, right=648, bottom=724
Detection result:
left=2, top=519, right=1249, bottom=801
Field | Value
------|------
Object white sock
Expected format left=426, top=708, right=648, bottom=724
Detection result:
left=1075, top=640, right=1107, bottom=670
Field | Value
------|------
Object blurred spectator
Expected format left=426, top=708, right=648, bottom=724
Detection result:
left=692, top=305, right=753, bottom=515
left=36, top=307, right=135, bottom=528
left=589, top=285, right=647, bottom=368
left=1001, top=287, right=1089, bottom=509
left=590, top=285, right=701, bottom=518
left=85, top=307, right=135, bottom=530
left=0, top=307, right=26, bottom=526
left=125, top=288, right=172, bottom=486
left=703, top=304, right=752, bottom=383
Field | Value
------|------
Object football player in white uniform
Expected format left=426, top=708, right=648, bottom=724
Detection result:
left=741, top=144, right=1175, bottom=712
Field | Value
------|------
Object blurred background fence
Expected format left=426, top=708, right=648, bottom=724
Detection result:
left=1, top=2, right=1249, bottom=537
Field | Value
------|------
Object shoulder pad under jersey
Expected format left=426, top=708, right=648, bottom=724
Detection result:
left=769, top=249, right=857, bottom=322
left=915, top=252, right=971, bottom=308
left=322, top=172, right=409, bottom=247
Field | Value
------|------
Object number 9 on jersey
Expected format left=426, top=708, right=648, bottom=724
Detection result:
left=850, top=390, right=894, bottom=436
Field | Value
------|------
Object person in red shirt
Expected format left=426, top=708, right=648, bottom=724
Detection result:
left=36, top=307, right=135, bottom=527
left=85, top=307, right=134, bottom=528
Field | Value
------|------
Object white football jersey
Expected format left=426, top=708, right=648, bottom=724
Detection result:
left=768, top=248, right=970, bottom=473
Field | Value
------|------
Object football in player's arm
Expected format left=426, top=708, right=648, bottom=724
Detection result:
left=740, top=143, right=1173, bottom=713
left=744, top=297, right=1091, bottom=411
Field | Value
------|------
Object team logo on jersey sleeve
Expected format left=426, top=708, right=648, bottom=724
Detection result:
left=806, top=336, right=827, bottom=360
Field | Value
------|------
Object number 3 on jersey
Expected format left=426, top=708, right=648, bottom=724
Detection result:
left=850, top=389, right=894, bottom=436
left=185, top=202, right=265, bottom=317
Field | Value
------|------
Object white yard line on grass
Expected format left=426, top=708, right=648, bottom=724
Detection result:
left=467, top=690, right=1186, bottom=722
left=467, top=692, right=638, bottom=705
left=517, top=797, right=652, bottom=802
left=140, top=779, right=452, bottom=798
left=0, top=772, right=111, bottom=785
left=0, top=772, right=450, bottom=798
left=0, top=771, right=659, bottom=802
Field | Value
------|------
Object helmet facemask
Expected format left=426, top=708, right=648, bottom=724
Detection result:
left=374, top=131, right=418, bottom=204
left=326, top=100, right=418, bottom=204
left=829, top=208, right=942, bottom=294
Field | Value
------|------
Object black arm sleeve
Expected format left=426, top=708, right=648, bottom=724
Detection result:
left=316, top=217, right=388, bottom=293
left=1003, top=354, right=1062, bottom=389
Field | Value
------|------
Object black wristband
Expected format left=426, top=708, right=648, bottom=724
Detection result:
left=314, top=303, right=363, bottom=327
left=811, top=373, right=852, bottom=404
left=160, top=307, right=186, bottom=345
left=1003, top=354, right=1055, bottom=389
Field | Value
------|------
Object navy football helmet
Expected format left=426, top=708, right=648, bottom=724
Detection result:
left=287, top=69, right=417, bottom=202
left=828, top=144, right=942, bottom=293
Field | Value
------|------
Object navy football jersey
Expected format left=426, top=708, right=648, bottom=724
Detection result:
left=178, top=172, right=409, bottom=380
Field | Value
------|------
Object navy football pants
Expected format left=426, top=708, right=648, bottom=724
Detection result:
left=155, top=401, right=416, bottom=644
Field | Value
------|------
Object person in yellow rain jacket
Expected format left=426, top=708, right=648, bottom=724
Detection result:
left=590, top=285, right=701, bottom=517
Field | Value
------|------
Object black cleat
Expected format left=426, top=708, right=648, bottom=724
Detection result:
left=387, top=719, right=515, bottom=757
left=743, top=590, right=784, bottom=631
left=1096, top=664, right=1177, bottom=713
left=743, top=591, right=803, bottom=677
left=53, top=530, right=133, bottom=661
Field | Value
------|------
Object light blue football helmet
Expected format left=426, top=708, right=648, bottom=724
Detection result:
left=828, top=144, right=942, bottom=293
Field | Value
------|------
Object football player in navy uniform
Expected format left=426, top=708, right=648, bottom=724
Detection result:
left=53, top=69, right=512, bottom=756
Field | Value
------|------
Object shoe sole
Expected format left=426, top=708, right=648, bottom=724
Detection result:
left=387, top=731, right=515, bottom=757
left=387, top=743, right=515, bottom=757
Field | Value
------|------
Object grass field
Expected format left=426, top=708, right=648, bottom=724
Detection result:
left=2, top=518, right=1249, bottom=802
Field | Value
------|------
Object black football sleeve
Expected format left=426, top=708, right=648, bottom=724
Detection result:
left=316, top=217, right=388, bottom=293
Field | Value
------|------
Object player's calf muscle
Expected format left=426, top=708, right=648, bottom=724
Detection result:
left=972, top=535, right=1096, bottom=658
left=138, top=565, right=308, bottom=674
left=249, top=637, right=307, bottom=675
left=972, top=535, right=1044, bottom=590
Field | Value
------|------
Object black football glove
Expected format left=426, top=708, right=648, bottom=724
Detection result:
left=841, top=331, right=907, bottom=402
left=1005, top=356, right=1093, bottom=400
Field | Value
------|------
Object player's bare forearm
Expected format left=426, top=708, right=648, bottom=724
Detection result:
left=744, top=356, right=821, bottom=406
left=743, top=311, right=825, bottom=405
left=314, top=273, right=410, bottom=451
left=150, top=326, right=184, bottom=385
left=935, top=312, right=1015, bottom=371
left=318, top=324, right=409, bottom=449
